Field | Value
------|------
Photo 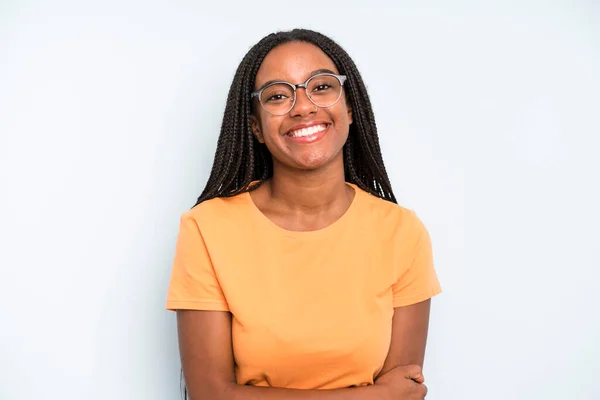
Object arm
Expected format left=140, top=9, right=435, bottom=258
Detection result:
left=377, top=299, right=432, bottom=378
left=177, top=310, right=387, bottom=400
left=378, top=211, right=440, bottom=378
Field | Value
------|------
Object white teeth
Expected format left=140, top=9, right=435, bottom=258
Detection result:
left=289, top=124, right=327, bottom=137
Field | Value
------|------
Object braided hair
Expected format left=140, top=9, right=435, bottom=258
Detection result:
left=194, top=28, right=397, bottom=206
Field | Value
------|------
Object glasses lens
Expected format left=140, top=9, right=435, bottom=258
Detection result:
left=306, top=75, right=342, bottom=107
left=260, top=83, right=295, bottom=115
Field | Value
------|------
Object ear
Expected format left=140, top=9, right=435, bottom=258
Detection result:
left=250, top=114, right=265, bottom=143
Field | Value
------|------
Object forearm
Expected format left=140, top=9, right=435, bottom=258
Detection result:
left=223, top=383, right=384, bottom=400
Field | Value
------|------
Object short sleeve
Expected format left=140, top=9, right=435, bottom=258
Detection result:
left=392, top=213, right=442, bottom=308
left=165, top=211, right=230, bottom=312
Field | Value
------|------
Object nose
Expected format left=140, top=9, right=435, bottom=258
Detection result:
left=289, top=88, right=317, bottom=117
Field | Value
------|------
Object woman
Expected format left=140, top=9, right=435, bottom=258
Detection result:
left=166, top=29, right=441, bottom=400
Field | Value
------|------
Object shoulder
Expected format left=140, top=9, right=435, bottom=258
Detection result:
left=355, top=186, right=425, bottom=235
left=181, top=193, right=250, bottom=229
left=354, top=188, right=433, bottom=268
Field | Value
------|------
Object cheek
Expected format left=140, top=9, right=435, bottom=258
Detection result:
left=258, top=111, right=284, bottom=135
left=332, top=100, right=351, bottom=125
left=332, top=108, right=351, bottom=140
left=260, top=119, right=287, bottom=152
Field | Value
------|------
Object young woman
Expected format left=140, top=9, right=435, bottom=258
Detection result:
left=166, top=29, right=441, bottom=400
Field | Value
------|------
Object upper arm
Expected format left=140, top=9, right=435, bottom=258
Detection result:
left=168, top=212, right=235, bottom=399
left=378, top=211, right=440, bottom=376
left=177, top=310, right=236, bottom=400
left=391, top=213, right=441, bottom=308
left=378, top=299, right=432, bottom=376
left=166, top=212, right=229, bottom=312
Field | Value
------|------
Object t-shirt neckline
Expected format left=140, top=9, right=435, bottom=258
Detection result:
left=243, top=182, right=362, bottom=239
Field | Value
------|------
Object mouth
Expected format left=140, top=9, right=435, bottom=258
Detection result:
left=285, top=123, right=330, bottom=143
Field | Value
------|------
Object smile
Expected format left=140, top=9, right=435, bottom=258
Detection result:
left=287, top=123, right=329, bottom=138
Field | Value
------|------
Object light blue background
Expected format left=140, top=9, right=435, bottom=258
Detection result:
left=1, top=1, right=599, bottom=399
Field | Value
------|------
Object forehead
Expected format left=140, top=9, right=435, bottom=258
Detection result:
left=254, top=41, right=339, bottom=89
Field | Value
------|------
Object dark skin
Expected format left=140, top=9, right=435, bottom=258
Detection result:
left=249, top=41, right=355, bottom=233
left=178, top=42, right=432, bottom=400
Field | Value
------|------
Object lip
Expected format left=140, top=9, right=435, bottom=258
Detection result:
left=285, top=123, right=330, bottom=144
left=284, top=121, right=331, bottom=136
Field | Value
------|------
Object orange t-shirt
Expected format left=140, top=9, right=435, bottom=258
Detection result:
left=166, top=183, right=441, bottom=389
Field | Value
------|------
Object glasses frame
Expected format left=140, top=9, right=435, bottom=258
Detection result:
left=250, top=73, right=348, bottom=116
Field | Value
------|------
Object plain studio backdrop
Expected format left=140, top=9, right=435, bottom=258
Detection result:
left=1, top=1, right=599, bottom=399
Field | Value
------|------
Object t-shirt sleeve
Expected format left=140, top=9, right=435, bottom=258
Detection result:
left=165, top=211, right=230, bottom=312
left=392, top=212, right=442, bottom=308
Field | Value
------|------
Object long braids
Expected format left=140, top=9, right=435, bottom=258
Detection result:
left=194, top=28, right=396, bottom=206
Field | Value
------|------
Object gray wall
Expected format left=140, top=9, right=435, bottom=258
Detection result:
left=1, top=1, right=599, bottom=399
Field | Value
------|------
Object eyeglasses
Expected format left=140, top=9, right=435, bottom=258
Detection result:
left=251, top=73, right=347, bottom=116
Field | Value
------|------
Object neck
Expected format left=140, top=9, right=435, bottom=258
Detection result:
left=268, top=159, right=351, bottom=213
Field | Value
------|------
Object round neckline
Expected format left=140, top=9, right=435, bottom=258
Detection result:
left=243, top=182, right=362, bottom=239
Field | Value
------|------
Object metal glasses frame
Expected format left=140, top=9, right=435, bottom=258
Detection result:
left=250, top=73, right=348, bottom=116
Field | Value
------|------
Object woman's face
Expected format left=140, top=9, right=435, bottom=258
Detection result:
left=251, top=41, right=353, bottom=172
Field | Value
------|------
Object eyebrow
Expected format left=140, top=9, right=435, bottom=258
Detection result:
left=255, top=69, right=338, bottom=91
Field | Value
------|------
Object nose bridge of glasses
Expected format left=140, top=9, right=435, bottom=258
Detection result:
left=293, top=82, right=315, bottom=104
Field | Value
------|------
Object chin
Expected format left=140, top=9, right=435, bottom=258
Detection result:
left=296, top=162, right=328, bottom=171
left=292, top=152, right=339, bottom=171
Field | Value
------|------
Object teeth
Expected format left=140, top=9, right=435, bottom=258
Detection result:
left=289, top=124, right=326, bottom=137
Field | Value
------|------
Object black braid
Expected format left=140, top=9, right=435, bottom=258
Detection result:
left=193, top=28, right=396, bottom=207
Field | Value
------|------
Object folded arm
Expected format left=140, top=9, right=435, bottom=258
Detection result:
left=377, top=299, right=432, bottom=378
left=177, top=310, right=386, bottom=400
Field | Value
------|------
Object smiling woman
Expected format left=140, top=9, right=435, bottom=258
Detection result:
left=165, top=29, right=441, bottom=400
left=250, top=43, right=352, bottom=172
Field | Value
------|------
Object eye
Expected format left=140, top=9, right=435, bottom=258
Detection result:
left=265, top=93, right=289, bottom=102
left=261, top=83, right=294, bottom=103
left=308, top=76, right=338, bottom=93
left=313, top=84, right=332, bottom=92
